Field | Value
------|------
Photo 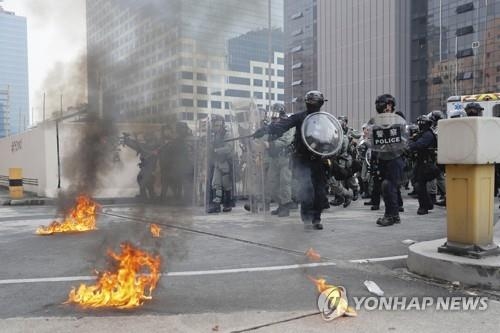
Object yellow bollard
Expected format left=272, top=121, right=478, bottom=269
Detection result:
left=9, top=168, right=23, bottom=199
left=437, top=117, right=500, bottom=258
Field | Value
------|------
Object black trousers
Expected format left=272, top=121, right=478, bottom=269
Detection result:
left=294, top=157, right=329, bottom=223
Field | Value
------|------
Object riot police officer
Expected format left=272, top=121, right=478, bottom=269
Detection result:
left=254, top=90, right=332, bottom=230
left=207, top=115, right=234, bottom=213
left=464, top=102, right=484, bottom=117
left=409, top=115, right=438, bottom=215
left=372, top=94, right=406, bottom=227
left=265, top=103, right=294, bottom=217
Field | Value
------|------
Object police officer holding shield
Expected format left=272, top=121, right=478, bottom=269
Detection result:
left=370, top=94, right=407, bottom=227
left=254, top=90, right=343, bottom=230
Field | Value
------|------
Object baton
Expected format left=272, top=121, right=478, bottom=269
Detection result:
left=223, top=134, right=256, bottom=142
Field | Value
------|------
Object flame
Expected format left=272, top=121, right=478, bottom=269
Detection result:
left=150, top=224, right=161, bottom=238
left=308, top=276, right=354, bottom=317
left=36, top=195, right=99, bottom=235
left=67, top=242, right=161, bottom=309
left=305, top=248, right=321, bottom=261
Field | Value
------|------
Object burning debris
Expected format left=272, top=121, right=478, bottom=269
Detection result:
left=150, top=224, right=162, bottom=238
left=36, top=195, right=99, bottom=235
left=308, top=276, right=357, bottom=319
left=67, top=242, right=161, bottom=309
left=305, top=248, right=321, bottom=262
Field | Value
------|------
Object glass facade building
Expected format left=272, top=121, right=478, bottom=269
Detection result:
left=411, top=0, right=500, bottom=119
left=86, top=0, right=284, bottom=126
left=0, top=7, right=29, bottom=137
left=284, top=0, right=317, bottom=114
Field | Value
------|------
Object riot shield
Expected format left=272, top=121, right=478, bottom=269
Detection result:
left=301, top=112, right=344, bottom=157
left=235, top=104, right=268, bottom=214
left=367, top=113, right=408, bottom=154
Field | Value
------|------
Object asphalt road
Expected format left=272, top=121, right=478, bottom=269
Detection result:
left=1, top=195, right=499, bottom=332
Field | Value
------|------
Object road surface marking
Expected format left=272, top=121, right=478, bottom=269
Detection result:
left=349, top=255, right=408, bottom=263
left=0, top=262, right=337, bottom=285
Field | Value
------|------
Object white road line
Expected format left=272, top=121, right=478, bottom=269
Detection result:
left=349, top=255, right=408, bottom=263
left=0, top=262, right=337, bottom=285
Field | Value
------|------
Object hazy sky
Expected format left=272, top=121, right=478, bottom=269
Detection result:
left=2, top=0, right=86, bottom=121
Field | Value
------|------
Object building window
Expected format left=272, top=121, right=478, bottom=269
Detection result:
left=456, top=48, right=473, bottom=58
left=254, top=79, right=263, bottom=86
left=277, top=69, right=285, bottom=76
left=277, top=94, right=285, bottom=101
left=253, top=67, right=263, bottom=74
left=196, top=73, right=207, bottom=81
left=266, top=81, right=274, bottom=88
left=225, top=114, right=231, bottom=122
left=225, top=89, right=251, bottom=98
left=181, top=112, right=194, bottom=120
left=228, top=76, right=251, bottom=85
left=211, top=101, right=222, bottom=109
left=432, top=77, right=443, bottom=84
left=197, top=100, right=208, bottom=108
left=456, top=26, right=474, bottom=36
left=265, top=68, right=275, bottom=75
left=457, top=72, right=473, bottom=81
left=181, top=71, right=193, bottom=80
left=197, top=86, right=208, bottom=94
left=198, top=112, right=208, bottom=119
left=456, top=2, right=474, bottom=14
left=277, top=82, right=285, bottom=89
left=277, top=57, right=284, bottom=65
left=225, top=102, right=231, bottom=109
left=265, top=93, right=275, bottom=100
left=181, top=85, right=193, bottom=93
left=181, top=99, right=193, bottom=107
left=254, top=92, right=263, bottom=99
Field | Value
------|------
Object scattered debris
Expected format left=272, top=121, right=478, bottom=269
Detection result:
left=364, top=280, right=384, bottom=296
left=401, top=239, right=416, bottom=245
left=212, top=325, right=219, bottom=332
left=451, top=281, right=461, bottom=289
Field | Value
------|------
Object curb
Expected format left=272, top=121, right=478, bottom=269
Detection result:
left=407, top=238, right=500, bottom=291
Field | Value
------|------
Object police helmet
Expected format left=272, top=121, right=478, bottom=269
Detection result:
left=428, top=110, right=445, bottom=124
left=417, top=114, right=433, bottom=130
left=271, top=103, right=286, bottom=119
left=464, top=102, right=484, bottom=117
left=304, top=90, right=326, bottom=108
left=375, top=94, right=396, bottom=113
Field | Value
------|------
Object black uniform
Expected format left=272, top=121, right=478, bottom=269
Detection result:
left=254, top=90, right=329, bottom=230
left=409, top=127, right=437, bottom=214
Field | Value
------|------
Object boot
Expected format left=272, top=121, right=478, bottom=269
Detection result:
left=287, top=201, right=299, bottom=210
left=343, top=192, right=353, bottom=208
left=417, top=207, right=429, bottom=215
left=364, top=200, right=374, bottom=206
left=222, top=191, right=232, bottom=212
left=207, top=204, right=221, bottom=213
left=352, top=190, right=359, bottom=202
left=435, top=199, right=446, bottom=207
left=376, top=215, right=395, bottom=227
left=312, top=219, right=323, bottom=230
left=330, top=197, right=344, bottom=206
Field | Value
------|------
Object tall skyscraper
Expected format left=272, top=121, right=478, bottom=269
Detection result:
left=410, top=0, right=500, bottom=119
left=284, top=0, right=317, bottom=114
left=86, top=0, right=284, bottom=126
left=0, top=5, right=29, bottom=137
left=316, top=0, right=411, bottom=129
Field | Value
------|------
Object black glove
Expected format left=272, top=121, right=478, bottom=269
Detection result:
left=253, top=127, right=268, bottom=138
